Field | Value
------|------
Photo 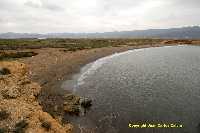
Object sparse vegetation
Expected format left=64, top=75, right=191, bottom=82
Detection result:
left=0, top=67, right=11, bottom=75
left=14, top=120, right=28, bottom=133
left=0, top=61, right=72, bottom=132
left=0, top=38, right=164, bottom=50
left=1, top=86, right=20, bottom=99
left=0, top=128, right=6, bottom=133
left=1, top=38, right=199, bottom=52
left=41, top=121, right=51, bottom=131
left=0, top=110, right=10, bottom=121
left=0, top=51, right=38, bottom=61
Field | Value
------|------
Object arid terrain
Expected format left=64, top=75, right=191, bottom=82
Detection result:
left=0, top=39, right=200, bottom=132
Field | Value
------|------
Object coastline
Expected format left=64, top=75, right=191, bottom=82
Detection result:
left=1, top=39, right=200, bottom=132
left=21, top=46, right=139, bottom=115
left=19, top=43, right=175, bottom=117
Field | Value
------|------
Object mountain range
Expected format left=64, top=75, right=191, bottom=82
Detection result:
left=1, top=26, right=200, bottom=39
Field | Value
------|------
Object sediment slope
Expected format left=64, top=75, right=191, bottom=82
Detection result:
left=0, top=61, right=72, bottom=133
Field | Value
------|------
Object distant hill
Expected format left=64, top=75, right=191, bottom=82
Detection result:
left=1, top=26, right=200, bottom=39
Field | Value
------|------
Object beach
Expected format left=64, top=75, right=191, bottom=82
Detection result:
left=0, top=39, right=199, bottom=132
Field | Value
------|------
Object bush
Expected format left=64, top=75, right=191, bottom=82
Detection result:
left=0, top=110, right=10, bottom=121
left=0, top=128, right=6, bottom=133
left=14, top=120, right=28, bottom=133
left=0, top=52, right=38, bottom=61
left=41, top=121, right=51, bottom=131
left=0, top=68, right=11, bottom=75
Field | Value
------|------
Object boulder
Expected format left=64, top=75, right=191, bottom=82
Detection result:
left=63, top=94, right=80, bottom=105
left=63, top=94, right=92, bottom=115
left=63, top=104, right=80, bottom=115
left=63, top=94, right=75, bottom=101
left=79, top=97, right=92, bottom=108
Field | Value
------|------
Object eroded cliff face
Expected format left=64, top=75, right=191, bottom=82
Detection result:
left=0, top=61, right=72, bottom=133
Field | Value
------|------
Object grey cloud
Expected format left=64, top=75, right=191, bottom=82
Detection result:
left=99, top=0, right=148, bottom=13
left=24, top=1, right=41, bottom=8
left=173, top=0, right=200, bottom=7
left=0, top=0, right=200, bottom=33
left=42, top=3, right=63, bottom=11
left=24, top=0, right=63, bottom=11
left=40, top=0, right=64, bottom=11
left=0, top=1, right=20, bottom=11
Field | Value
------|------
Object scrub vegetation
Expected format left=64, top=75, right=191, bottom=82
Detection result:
left=0, top=38, right=163, bottom=50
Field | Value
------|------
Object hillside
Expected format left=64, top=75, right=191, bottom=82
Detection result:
left=1, top=26, right=200, bottom=39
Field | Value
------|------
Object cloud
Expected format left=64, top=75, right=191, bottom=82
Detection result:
left=24, top=0, right=63, bottom=11
left=173, top=0, right=200, bottom=8
left=0, top=0, right=199, bottom=33
left=24, top=1, right=41, bottom=8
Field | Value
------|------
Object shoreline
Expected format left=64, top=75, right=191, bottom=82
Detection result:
left=21, top=46, right=139, bottom=115
left=1, top=39, right=200, bottom=132
left=19, top=43, right=177, bottom=116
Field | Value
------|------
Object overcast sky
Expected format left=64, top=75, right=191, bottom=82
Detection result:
left=0, top=0, right=200, bottom=33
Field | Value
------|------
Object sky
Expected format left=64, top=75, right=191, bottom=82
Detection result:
left=0, top=0, right=200, bottom=33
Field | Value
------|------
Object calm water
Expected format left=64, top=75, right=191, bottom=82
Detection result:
left=62, top=45, right=200, bottom=133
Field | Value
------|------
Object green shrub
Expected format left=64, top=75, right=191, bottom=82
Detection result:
left=41, top=121, right=51, bottom=131
left=0, top=110, right=10, bottom=121
left=14, top=120, right=28, bottom=133
left=0, top=128, right=6, bottom=133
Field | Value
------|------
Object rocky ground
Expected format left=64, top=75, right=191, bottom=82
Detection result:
left=0, top=61, right=72, bottom=133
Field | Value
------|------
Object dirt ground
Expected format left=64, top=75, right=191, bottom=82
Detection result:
left=0, top=61, right=72, bottom=133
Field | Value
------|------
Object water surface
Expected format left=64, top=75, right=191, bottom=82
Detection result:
left=62, top=45, right=200, bottom=133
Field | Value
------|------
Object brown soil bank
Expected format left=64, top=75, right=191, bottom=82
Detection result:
left=0, top=61, right=72, bottom=133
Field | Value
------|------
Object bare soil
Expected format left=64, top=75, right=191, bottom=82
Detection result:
left=0, top=61, right=72, bottom=133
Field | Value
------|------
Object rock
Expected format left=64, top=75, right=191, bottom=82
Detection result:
left=53, top=105, right=58, bottom=112
left=79, top=97, right=92, bottom=108
left=2, top=86, right=20, bottom=99
left=63, top=94, right=81, bottom=115
left=63, top=94, right=75, bottom=101
left=63, top=94, right=80, bottom=105
left=63, top=105, right=80, bottom=115
left=0, top=67, right=11, bottom=75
